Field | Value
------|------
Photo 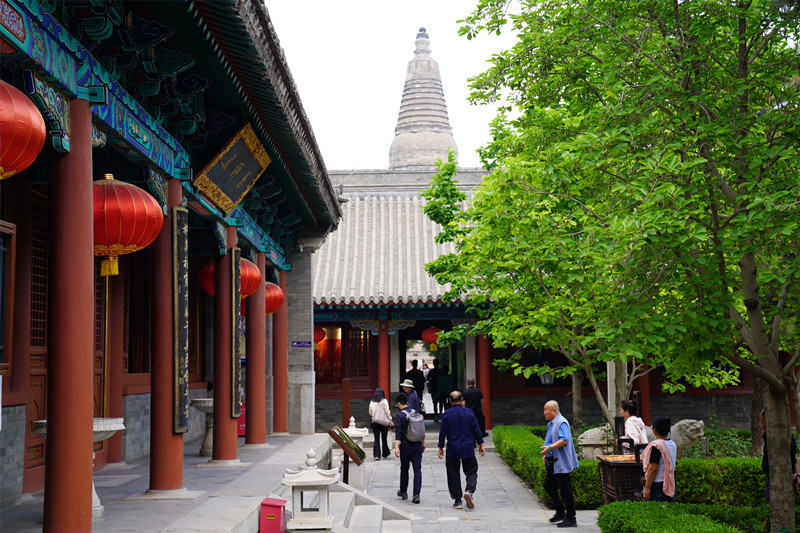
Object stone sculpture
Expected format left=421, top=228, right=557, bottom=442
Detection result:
left=577, top=419, right=705, bottom=460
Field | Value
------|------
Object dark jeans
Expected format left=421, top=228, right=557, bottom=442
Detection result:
left=651, top=481, right=676, bottom=502
left=371, top=422, right=390, bottom=459
left=399, top=441, right=423, bottom=496
left=445, top=455, right=478, bottom=500
left=543, top=463, right=575, bottom=519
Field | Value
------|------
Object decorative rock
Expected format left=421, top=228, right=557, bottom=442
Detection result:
left=578, top=419, right=705, bottom=460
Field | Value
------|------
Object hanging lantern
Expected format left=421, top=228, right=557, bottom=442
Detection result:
left=422, top=326, right=443, bottom=351
left=198, top=258, right=261, bottom=298
left=264, top=281, right=285, bottom=316
left=0, top=79, right=47, bottom=180
left=240, top=259, right=261, bottom=298
left=93, top=173, right=164, bottom=276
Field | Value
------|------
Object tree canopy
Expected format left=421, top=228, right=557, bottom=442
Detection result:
left=424, top=1, right=800, bottom=528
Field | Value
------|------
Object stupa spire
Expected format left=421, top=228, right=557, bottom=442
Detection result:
left=388, top=28, right=458, bottom=170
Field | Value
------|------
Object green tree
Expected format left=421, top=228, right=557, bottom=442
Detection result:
left=425, top=1, right=800, bottom=529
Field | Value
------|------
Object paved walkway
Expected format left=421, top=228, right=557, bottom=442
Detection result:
left=1, top=420, right=601, bottom=532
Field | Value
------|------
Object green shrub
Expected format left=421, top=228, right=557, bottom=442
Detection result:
left=598, top=501, right=746, bottom=533
left=676, top=458, right=764, bottom=506
left=681, top=417, right=752, bottom=459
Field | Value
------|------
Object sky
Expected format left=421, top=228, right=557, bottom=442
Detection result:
left=265, top=0, right=516, bottom=170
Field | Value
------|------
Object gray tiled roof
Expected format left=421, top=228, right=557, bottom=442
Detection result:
left=312, top=195, right=458, bottom=306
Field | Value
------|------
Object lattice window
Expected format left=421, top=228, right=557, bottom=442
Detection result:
left=30, top=206, right=47, bottom=348
left=344, top=328, right=371, bottom=377
left=0, top=221, right=14, bottom=373
left=94, top=265, right=104, bottom=351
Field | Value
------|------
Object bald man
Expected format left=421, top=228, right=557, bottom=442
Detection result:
left=541, top=400, right=579, bottom=528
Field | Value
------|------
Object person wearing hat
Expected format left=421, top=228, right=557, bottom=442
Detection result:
left=400, top=378, right=421, bottom=413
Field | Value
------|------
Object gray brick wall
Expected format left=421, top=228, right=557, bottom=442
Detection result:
left=0, top=405, right=26, bottom=507
left=122, top=389, right=208, bottom=463
left=489, top=394, right=752, bottom=429
left=286, top=250, right=315, bottom=434
left=315, top=398, right=373, bottom=433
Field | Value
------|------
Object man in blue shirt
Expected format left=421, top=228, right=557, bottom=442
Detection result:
left=541, top=400, right=580, bottom=528
left=394, top=392, right=424, bottom=504
left=438, top=391, right=485, bottom=509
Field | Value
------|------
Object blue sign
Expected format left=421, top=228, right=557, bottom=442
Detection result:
left=291, top=341, right=312, bottom=348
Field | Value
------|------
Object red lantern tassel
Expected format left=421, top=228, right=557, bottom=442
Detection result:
left=101, top=256, right=119, bottom=277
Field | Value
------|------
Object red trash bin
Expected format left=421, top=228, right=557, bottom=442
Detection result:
left=259, top=497, right=286, bottom=533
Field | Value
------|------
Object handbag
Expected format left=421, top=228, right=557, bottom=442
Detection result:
left=372, top=400, right=391, bottom=426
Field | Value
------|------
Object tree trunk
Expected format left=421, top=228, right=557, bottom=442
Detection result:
left=615, top=359, right=627, bottom=407
left=765, top=387, right=795, bottom=532
left=571, top=369, right=584, bottom=426
left=752, top=377, right=766, bottom=456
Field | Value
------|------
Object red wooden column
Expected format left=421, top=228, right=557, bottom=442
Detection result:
left=378, top=321, right=389, bottom=396
left=272, top=270, right=288, bottom=433
left=477, top=335, right=492, bottom=430
left=245, top=252, right=267, bottom=444
left=107, top=272, right=125, bottom=463
left=44, top=97, right=94, bottom=532
left=149, top=178, right=184, bottom=488
left=213, top=225, right=238, bottom=459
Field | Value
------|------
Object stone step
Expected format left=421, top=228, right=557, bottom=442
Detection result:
left=380, top=519, right=414, bottom=533
left=330, top=491, right=356, bottom=527
left=346, top=504, right=383, bottom=533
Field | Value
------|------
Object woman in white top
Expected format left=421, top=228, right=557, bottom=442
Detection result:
left=368, top=387, right=393, bottom=460
left=620, top=399, right=648, bottom=454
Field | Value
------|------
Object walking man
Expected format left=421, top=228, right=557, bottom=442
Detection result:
left=541, top=400, right=579, bottom=528
left=463, top=377, right=488, bottom=437
left=438, top=391, right=485, bottom=509
left=394, top=392, right=424, bottom=504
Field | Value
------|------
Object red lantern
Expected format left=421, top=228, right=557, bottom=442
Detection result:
left=240, top=259, right=261, bottom=298
left=264, top=282, right=285, bottom=316
left=0, top=79, right=47, bottom=180
left=93, top=173, right=164, bottom=276
left=314, top=326, right=326, bottom=343
left=422, top=326, right=442, bottom=351
left=198, top=258, right=262, bottom=298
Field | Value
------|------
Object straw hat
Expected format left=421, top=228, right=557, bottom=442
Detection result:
left=400, top=379, right=415, bottom=389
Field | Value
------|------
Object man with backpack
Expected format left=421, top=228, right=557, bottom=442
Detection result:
left=438, top=390, right=485, bottom=510
left=394, top=392, right=425, bottom=504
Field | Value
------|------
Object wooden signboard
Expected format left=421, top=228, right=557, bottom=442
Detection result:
left=327, top=426, right=365, bottom=466
left=192, top=123, right=271, bottom=215
left=172, top=206, right=189, bottom=433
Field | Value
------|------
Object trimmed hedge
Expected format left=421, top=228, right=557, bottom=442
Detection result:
left=598, top=501, right=757, bottom=533
left=599, top=501, right=800, bottom=533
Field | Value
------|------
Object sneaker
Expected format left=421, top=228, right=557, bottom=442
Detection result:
left=464, top=492, right=474, bottom=509
left=452, top=498, right=463, bottom=509
left=412, top=494, right=420, bottom=504
left=374, top=457, right=380, bottom=461
left=397, top=490, right=408, bottom=500
left=557, top=517, right=577, bottom=528
left=549, top=511, right=565, bottom=523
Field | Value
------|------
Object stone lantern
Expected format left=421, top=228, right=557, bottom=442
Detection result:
left=282, top=448, right=339, bottom=530
left=341, top=416, right=368, bottom=490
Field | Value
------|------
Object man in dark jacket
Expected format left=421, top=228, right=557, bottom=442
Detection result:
left=394, top=392, right=424, bottom=504
left=438, top=391, right=485, bottom=510
left=462, top=377, right=488, bottom=437
left=405, top=359, right=426, bottom=400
